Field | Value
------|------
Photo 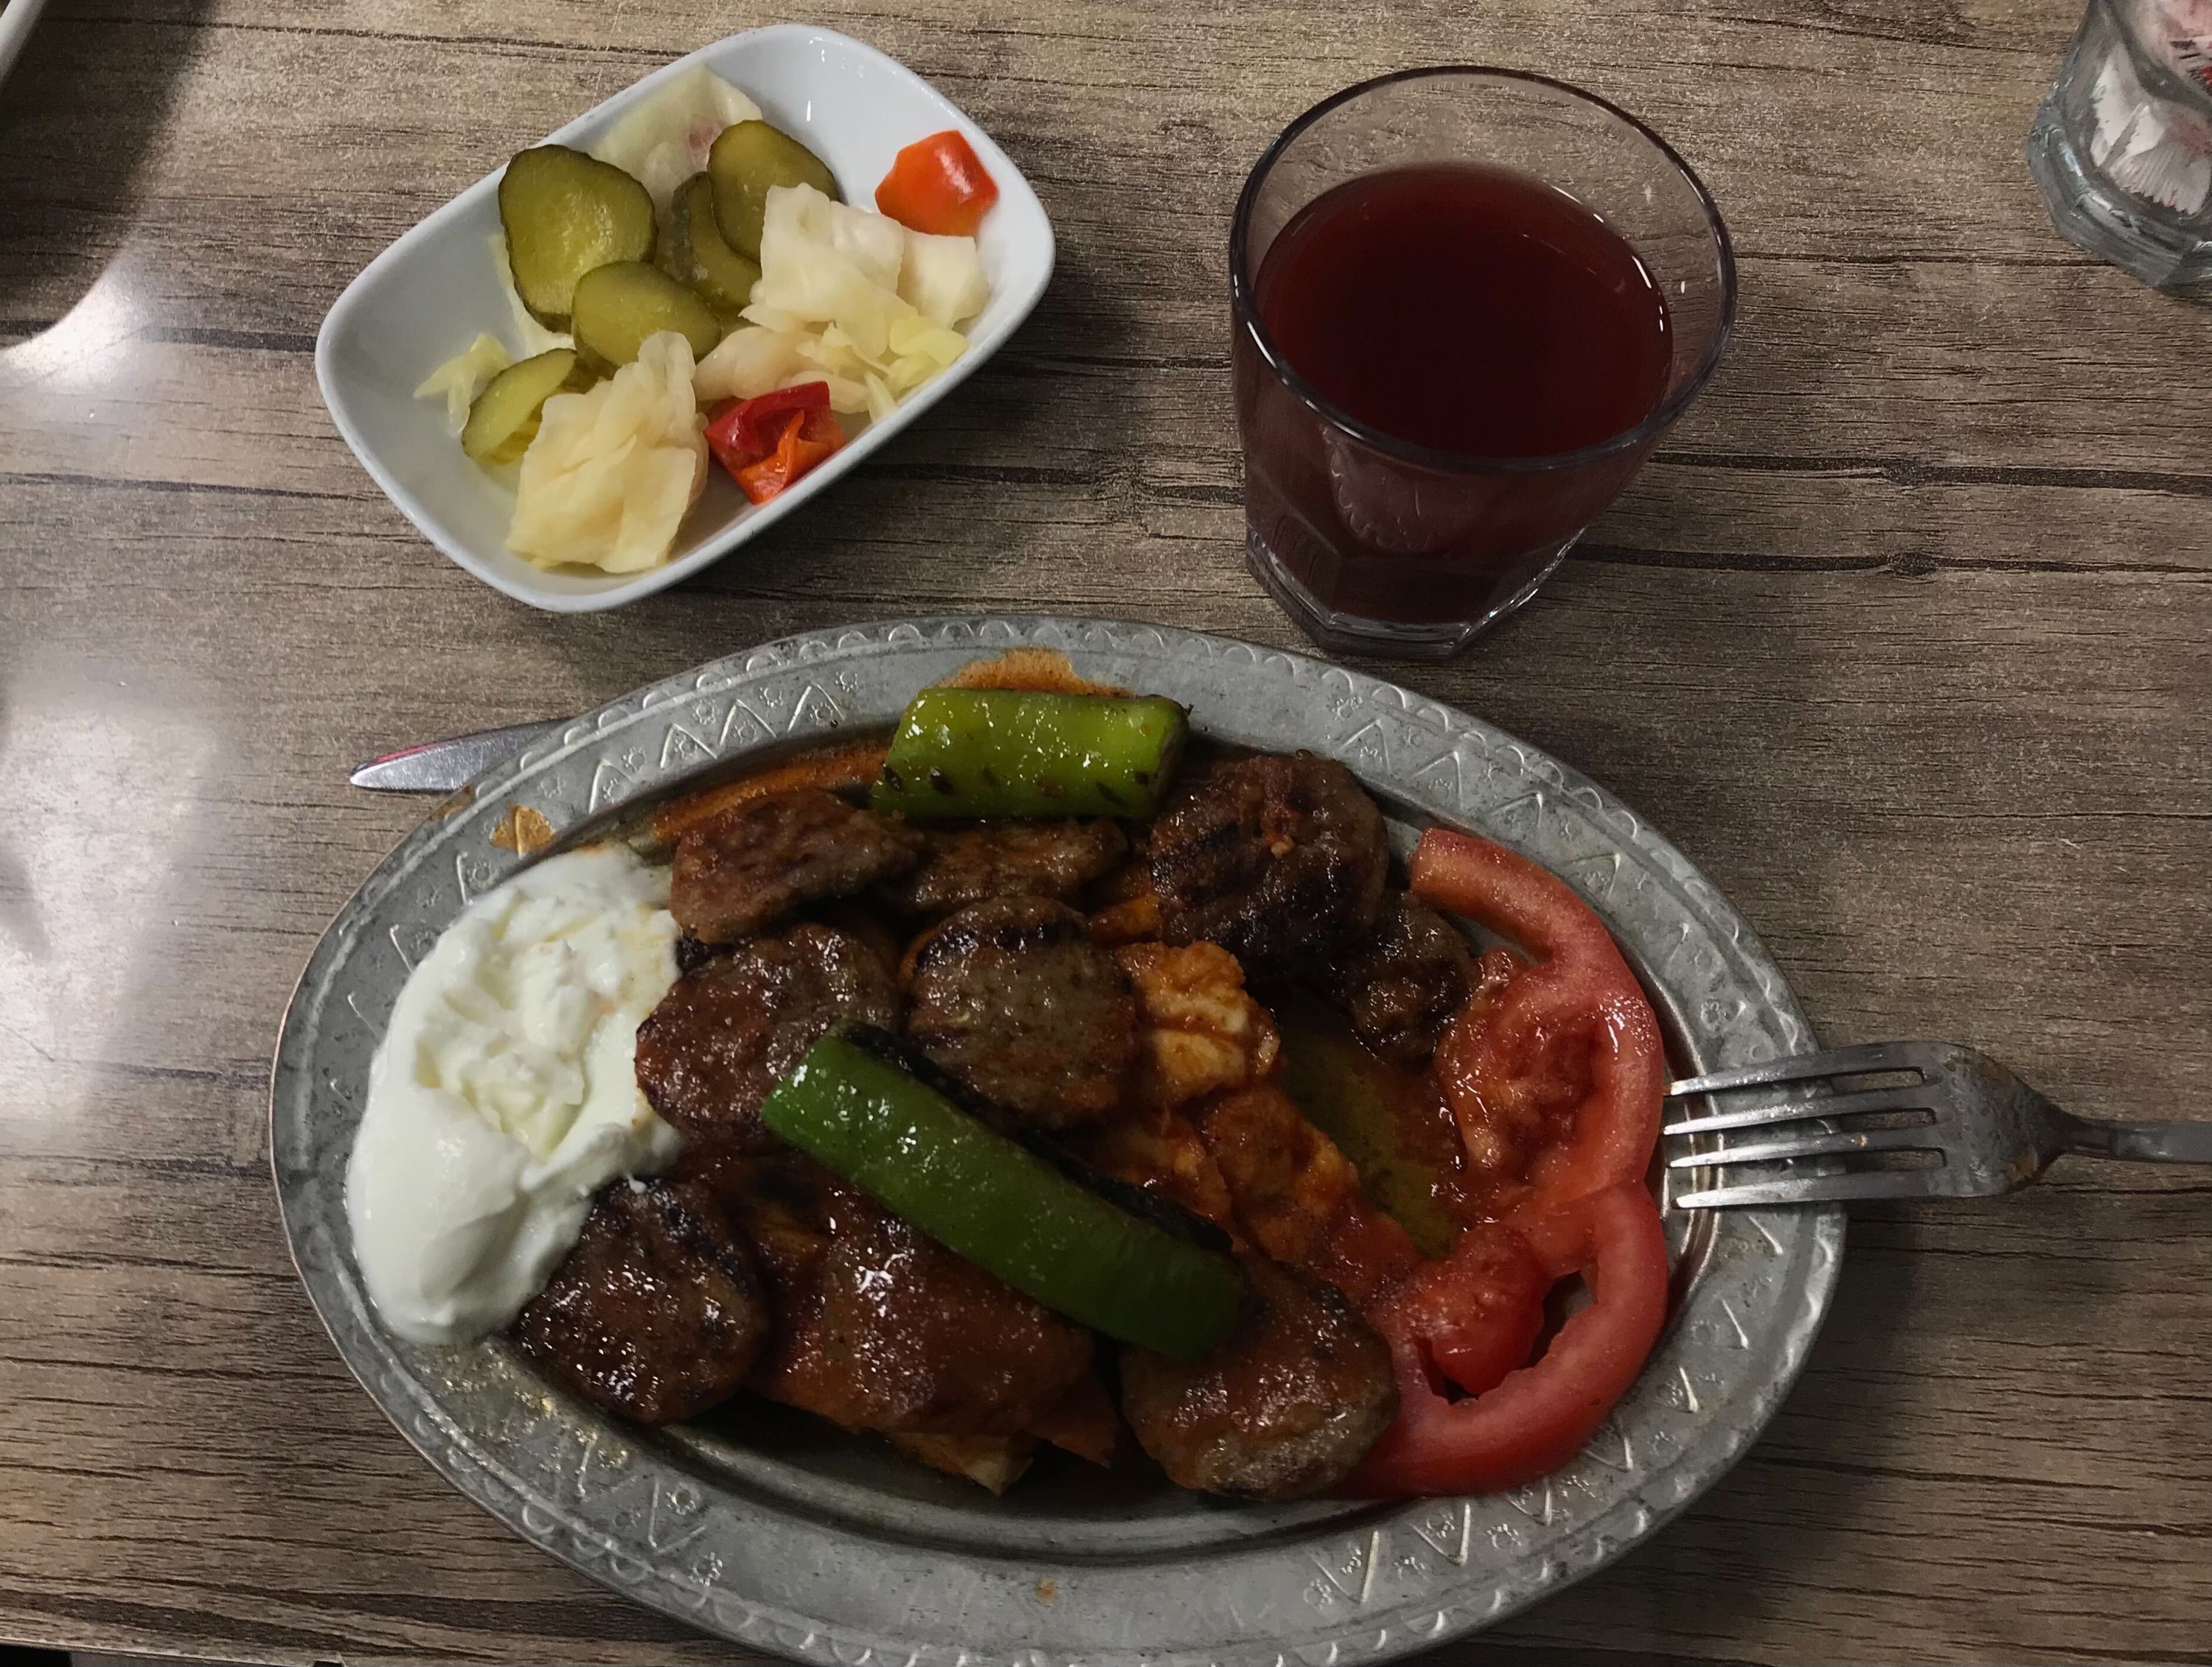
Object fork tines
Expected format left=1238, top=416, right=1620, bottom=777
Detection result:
left=1666, top=1040, right=1935, bottom=1104
left=1664, top=1040, right=1949, bottom=1208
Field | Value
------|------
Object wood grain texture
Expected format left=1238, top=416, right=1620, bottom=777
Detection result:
left=3, top=0, right=2209, bottom=1662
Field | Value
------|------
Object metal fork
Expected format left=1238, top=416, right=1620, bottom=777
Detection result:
left=1665, top=1041, right=2212, bottom=1208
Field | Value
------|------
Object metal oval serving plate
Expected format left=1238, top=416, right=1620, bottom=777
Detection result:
left=272, top=616, right=1842, bottom=1666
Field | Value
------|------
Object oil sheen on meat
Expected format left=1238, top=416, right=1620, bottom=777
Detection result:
left=1150, top=752, right=1389, bottom=977
left=669, top=786, right=920, bottom=942
left=635, top=922, right=899, bottom=1155
left=515, top=1177, right=769, bottom=1424
left=714, top=1151, right=1095, bottom=1438
left=1120, top=1255, right=1398, bottom=1500
left=903, top=895, right=1138, bottom=1128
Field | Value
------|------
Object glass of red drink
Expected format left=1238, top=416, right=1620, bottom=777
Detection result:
left=1231, top=68, right=1736, bottom=658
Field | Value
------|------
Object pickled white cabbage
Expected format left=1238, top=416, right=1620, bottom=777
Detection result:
left=415, top=333, right=512, bottom=432
left=776, top=185, right=908, bottom=291
left=693, top=325, right=802, bottom=402
left=507, top=332, right=706, bottom=574
left=863, top=371, right=897, bottom=423
left=738, top=184, right=987, bottom=417
left=592, top=69, right=762, bottom=209
left=749, top=186, right=907, bottom=352
left=900, top=229, right=991, bottom=329
left=692, top=326, right=872, bottom=414
left=886, top=313, right=969, bottom=383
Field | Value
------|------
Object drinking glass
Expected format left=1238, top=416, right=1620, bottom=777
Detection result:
left=1230, top=68, right=1736, bottom=659
left=2028, top=0, right=2212, bottom=287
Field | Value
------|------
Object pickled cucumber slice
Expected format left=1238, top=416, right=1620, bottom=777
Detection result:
left=460, top=348, right=594, bottom=465
left=569, top=261, right=724, bottom=375
left=498, top=146, right=658, bottom=328
left=658, top=173, right=762, bottom=313
left=707, top=119, right=839, bottom=260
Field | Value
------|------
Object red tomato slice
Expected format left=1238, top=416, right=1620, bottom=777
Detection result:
left=1346, top=1180, right=1669, bottom=1497
left=1411, top=829, right=1666, bottom=1216
left=1371, top=1219, right=1548, bottom=1399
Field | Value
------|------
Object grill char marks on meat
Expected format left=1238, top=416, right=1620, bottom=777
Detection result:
left=515, top=1178, right=769, bottom=1425
left=879, top=818, right=1129, bottom=917
left=1316, top=891, right=1472, bottom=1067
left=717, top=1152, right=1094, bottom=1438
left=904, top=895, right=1138, bottom=1128
left=1119, top=1255, right=1398, bottom=1500
left=669, top=786, right=920, bottom=944
left=635, top=922, right=899, bottom=1156
left=1150, top=753, right=1389, bottom=978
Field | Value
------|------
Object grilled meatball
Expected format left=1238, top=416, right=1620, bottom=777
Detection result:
left=1150, top=753, right=1389, bottom=978
left=1119, top=1256, right=1398, bottom=1500
left=723, top=1153, right=1095, bottom=1438
left=810, top=898, right=905, bottom=981
left=880, top=818, right=1129, bottom=916
left=1318, top=891, right=1472, bottom=1066
left=904, top=895, right=1138, bottom=1127
left=514, top=1178, right=768, bottom=1424
left=635, top=923, right=899, bottom=1155
left=669, top=787, right=919, bottom=943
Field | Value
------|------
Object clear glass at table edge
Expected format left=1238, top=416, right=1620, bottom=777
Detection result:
left=1230, top=68, right=1736, bottom=661
left=2029, top=0, right=2212, bottom=285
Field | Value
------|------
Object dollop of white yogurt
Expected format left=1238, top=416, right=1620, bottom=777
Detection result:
left=346, top=843, right=684, bottom=1345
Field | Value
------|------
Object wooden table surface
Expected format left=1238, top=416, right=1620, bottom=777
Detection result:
left=4, top=1, right=2208, bottom=1663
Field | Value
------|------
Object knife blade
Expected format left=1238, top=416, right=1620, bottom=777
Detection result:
left=349, top=719, right=563, bottom=792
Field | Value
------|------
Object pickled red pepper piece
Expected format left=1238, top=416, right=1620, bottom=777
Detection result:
left=732, top=408, right=841, bottom=504
left=722, top=380, right=831, bottom=456
left=758, top=1033, right=1245, bottom=1359
left=874, top=130, right=1000, bottom=237
left=871, top=687, right=1187, bottom=820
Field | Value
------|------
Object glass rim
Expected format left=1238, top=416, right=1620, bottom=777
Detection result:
left=1228, top=64, right=1739, bottom=477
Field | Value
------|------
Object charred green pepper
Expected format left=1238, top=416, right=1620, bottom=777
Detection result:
left=758, top=1032, right=1243, bottom=1359
left=870, top=687, right=1187, bottom=820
